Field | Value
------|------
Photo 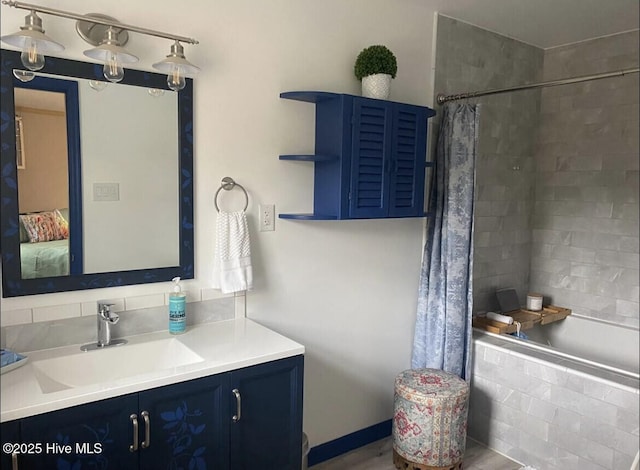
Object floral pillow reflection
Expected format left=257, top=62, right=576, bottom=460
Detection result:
left=19, top=210, right=68, bottom=243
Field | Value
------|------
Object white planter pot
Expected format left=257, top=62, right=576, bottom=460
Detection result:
left=361, top=73, right=392, bottom=99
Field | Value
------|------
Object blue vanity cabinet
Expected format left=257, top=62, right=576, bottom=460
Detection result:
left=138, top=374, right=229, bottom=470
left=19, top=394, right=139, bottom=470
left=229, top=355, right=304, bottom=470
left=2, top=355, right=304, bottom=469
left=15, top=378, right=227, bottom=470
left=1, top=420, right=20, bottom=469
left=279, top=91, right=436, bottom=220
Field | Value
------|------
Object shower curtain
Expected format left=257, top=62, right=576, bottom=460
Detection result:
left=411, top=103, right=479, bottom=380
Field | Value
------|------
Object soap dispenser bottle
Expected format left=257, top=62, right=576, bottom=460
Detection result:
left=169, top=277, right=186, bottom=334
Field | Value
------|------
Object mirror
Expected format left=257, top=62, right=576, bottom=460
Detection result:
left=1, top=49, right=194, bottom=297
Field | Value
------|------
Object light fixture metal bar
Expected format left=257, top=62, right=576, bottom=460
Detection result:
left=436, top=67, right=640, bottom=105
left=2, top=0, right=199, bottom=45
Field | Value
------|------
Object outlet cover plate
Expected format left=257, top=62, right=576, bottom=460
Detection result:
left=259, top=204, right=275, bottom=231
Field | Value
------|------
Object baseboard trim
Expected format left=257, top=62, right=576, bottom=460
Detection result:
left=308, top=419, right=392, bottom=467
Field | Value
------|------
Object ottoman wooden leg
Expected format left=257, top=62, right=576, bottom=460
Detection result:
left=393, top=449, right=463, bottom=470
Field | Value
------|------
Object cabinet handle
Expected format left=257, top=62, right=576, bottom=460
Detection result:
left=232, top=388, right=242, bottom=423
left=129, top=413, right=139, bottom=452
left=11, top=452, right=18, bottom=470
left=141, top=411, right=150, bottom=448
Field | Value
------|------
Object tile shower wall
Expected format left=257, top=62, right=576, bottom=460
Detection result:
left=434, top=16, right=543, bottom=312
left=469, top=338, right=640, bottom=470
left=530, top=31, right=640, bottom=327
left=435, top=16, right=639, bottom=470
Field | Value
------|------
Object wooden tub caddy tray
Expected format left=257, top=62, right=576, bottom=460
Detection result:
left=472, top=305, right=571, bottom=334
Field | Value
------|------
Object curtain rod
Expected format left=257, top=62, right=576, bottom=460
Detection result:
left=436, top=67, right=639, bottom=105
left=1, top=0, right=199, bottom=45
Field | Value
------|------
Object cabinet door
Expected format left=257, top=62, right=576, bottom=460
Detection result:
left=349, top=98, right=393, bottom=218
left=1, top=420, right=19, bottom=470
left=229, top=355, right=304, bottom=470
left=20, top=394, right=138, bottom=470
left=138, top=374, right=229, bottom=470
left=387, top=104, right=428, bottom=217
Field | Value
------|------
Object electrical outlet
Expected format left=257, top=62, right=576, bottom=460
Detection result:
left=259, top=204, right=275, bottom=231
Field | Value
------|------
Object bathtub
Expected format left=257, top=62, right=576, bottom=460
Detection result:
left=523, top=313, right=639, bottom=378
left=468, top=315, right=640, bottom=470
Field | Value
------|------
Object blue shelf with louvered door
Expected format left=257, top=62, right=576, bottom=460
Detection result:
left=349, top=98, right=393, bottom=218
left=279, top=91, right=435, bottom=220
left=388, top=103, right=431, bottom=217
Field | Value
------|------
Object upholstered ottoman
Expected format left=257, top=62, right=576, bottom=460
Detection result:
left=392, top=369, right=469, bottom=470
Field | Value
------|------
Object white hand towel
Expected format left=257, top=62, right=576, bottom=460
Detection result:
left=213, top=210, right=253, bottom=293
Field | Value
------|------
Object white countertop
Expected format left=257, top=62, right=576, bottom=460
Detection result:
left=1, top=319, right=304, bottom=423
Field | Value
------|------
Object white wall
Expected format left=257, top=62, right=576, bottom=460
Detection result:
left=1, top=0, right=437, bottom=446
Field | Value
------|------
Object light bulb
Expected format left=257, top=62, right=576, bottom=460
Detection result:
left=167, top=66, right=185, bottom=91
left=88, top=80, right=108, bottom=92
left=20, top=40, right=45, bottom=71
left=13, top=70, right=36, bottom=82
left=103, top=51, right=124, bottom=83
left=148, top=88, right=165, bottom=97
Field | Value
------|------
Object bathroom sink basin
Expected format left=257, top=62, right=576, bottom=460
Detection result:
left=32, top=338, right=204, bottom=393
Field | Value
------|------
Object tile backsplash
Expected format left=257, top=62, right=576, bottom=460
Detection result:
left=1, top=289, right=243, bottom=352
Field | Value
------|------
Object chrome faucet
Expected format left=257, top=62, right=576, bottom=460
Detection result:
left=97, top=303, right=119, bottom=347
left=81, top=302, right=128, bottom=351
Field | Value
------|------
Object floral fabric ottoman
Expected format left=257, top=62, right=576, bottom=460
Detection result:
left=392, top=368, right=469, bottom=470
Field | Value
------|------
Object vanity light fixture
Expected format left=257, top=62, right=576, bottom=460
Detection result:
left=153, top=41, right=200, bottom=91
left=0, top=9, right=64, bottom=71
left=1, top=0, right=199, bottom=89
left=83, top=26, right=138, bottom=83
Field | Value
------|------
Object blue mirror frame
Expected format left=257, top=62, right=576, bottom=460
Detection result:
left=0, top=49, right=194, bottom=297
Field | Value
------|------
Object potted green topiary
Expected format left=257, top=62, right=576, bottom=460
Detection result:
left=354, top=45, right=397, bottom=99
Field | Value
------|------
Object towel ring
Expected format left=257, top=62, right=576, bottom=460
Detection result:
left=214, top=177, right=249, bottom=212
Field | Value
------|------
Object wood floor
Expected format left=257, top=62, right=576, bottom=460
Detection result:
left=311, top=436, right=521, bottom=470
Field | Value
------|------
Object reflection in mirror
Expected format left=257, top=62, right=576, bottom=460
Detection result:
left=15, top=85, right=72, bottom=279
left=1, top=49, right=194, bottom=297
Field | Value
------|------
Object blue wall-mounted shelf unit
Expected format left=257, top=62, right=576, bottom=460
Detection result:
left=279, top=91, right=436, bottom=220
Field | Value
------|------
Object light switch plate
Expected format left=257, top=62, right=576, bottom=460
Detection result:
left=93, top=182, right=119, bottom=201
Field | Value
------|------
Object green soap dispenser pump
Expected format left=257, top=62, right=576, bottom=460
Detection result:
left=169, top=277, right=186, bottom=334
